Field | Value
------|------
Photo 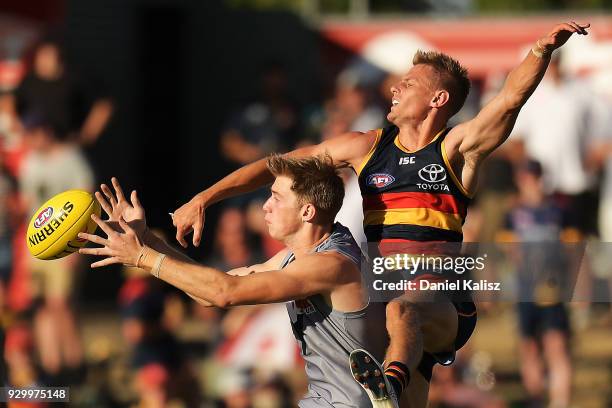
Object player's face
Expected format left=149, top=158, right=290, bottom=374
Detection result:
left=262, top=176, right=303, bottom=241
left=388, top=64, right=437, bottom=124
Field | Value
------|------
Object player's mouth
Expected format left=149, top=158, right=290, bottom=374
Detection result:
left=391, top=99, right=400, bottom=108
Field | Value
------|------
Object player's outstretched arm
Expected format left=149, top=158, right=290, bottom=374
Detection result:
left=79, top=216, right=353, bottom=308
left=445, top=21, right=589, bottom=193
left=182, top=248, right=289, bottom=306
left=172, top=130, right=378, bottom=248
left=88, top=177, right=292, bottom=306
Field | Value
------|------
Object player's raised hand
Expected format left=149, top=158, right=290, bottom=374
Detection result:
left=97, top=177, right=147, bottom=235
left=172, top=195, right=206, bottom=248
left=538, top=21, right=589, bottom=53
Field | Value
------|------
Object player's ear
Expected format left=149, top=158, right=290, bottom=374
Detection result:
left=301, top=203, right=316, bottom=223
left=431, top=90, right=449, bottom=109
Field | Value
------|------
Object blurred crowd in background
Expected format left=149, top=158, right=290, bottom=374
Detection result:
left=1, top=1, right=612, bottom=407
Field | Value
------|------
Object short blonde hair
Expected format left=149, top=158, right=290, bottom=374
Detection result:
left=413, top=50, right=470, bottom=116
left=267, top=154, right=344, bottom=223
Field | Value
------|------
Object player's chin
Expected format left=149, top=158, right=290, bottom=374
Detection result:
left=266, top=224, right=280, bottom=240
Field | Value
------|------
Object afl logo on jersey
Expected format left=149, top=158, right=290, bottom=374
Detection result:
left=418, top=164, right=447, bottom=183
left=367, top=173, right=395, bottom=188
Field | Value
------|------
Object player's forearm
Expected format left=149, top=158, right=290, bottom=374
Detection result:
left=141, top=232, right=223, bottom=307
left=199, top=157, right=273, bottom=207
left=501, top=48, right=550, bottom=111
left=198, top=144, right=317, bottom=208
left=139, top=247, right=236, bottom=307
left=143, top=229, right=194, bottom=263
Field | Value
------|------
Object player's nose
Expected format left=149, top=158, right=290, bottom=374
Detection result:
left=262, top=197, right=272, bottom=212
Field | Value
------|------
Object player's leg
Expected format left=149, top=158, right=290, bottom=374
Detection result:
left=383, top=291, right=458, bottom=399
left=352, top=290, right=459, bottom=406
left=398, top=370, right=429, bottom=408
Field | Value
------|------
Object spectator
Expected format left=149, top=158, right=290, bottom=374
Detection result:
left=510, top=53, right=602, bottom=235
left=6, top=35, right=112, bottom=147
left=505, top=160, right=572, bottom=408
left=220, top=61, right=299, bottom=166
left=208, top=207, right=264, bottom=271
left=333, top=68, right=384, bottom=133
left=18, top=110, right=94, bottom=382
left=0, top=157, right=18, bottom=316
left=119, top=276, right=202, bottom=407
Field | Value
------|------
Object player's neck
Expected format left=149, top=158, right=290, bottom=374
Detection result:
left=396, top=115, right=447, bottom=151
left=286, top=223, right=333, bottom=259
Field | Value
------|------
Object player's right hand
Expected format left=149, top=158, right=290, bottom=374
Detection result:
left=538, top=21, right=589, bottom=52
left=172, top=194, right=206, bottom=248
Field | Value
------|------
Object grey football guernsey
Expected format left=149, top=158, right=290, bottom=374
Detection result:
left=281, top=223, right=387, bottom=407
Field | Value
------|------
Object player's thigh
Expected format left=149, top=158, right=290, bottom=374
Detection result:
left=399, top=369, right=429, bottom=408
left=399, top=290, right=458, bottom=353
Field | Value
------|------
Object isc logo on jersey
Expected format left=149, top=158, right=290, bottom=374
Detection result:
left=367, top=173, right=395, bottom=188
left=26, top=190, right=101, bottom=260
left=417, top=164, right=450, bottom=192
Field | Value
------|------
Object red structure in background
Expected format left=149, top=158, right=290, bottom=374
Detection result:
left=321, top=15, right=612, bottom=78
left=0, top=0, right=64, bottom=23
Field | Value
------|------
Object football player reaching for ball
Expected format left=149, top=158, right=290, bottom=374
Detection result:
left=79, top=157, right=392, bottom=408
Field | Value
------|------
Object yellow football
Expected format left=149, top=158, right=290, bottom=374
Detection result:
left=26, top=190, right=101, bottom=260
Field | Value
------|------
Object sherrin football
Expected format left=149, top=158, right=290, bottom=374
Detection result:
left=26, top=190, right=101, bottom=260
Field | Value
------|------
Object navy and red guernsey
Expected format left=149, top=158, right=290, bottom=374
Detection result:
left=357, top=125, right=472, bottom=244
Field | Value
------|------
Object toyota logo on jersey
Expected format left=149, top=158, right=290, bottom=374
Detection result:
left=418, top=164, right=447, bottom=183
left=367, top=173, right=395, bottom=188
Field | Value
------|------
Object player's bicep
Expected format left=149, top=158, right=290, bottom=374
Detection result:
left=455, top=94, right=521, bottom=158
left=288, top=131, right=377, bottom=169
left=225, top=255, right=344, bottom=306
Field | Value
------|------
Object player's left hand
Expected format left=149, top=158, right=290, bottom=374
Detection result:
left=539, top=21, right=590, bottom=52
left=97, top=177, right=147, bottom=235
left=78, top=214, right=144, bottom=268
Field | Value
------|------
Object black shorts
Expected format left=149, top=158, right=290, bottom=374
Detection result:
left=417, top=301, right=477, bottom=381
left=517, top=302, right=569, bottom=339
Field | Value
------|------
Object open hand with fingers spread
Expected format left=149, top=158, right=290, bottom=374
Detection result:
left=97, top=177, right=147, bottom=235
left=78, top=215, right=145, bottom=268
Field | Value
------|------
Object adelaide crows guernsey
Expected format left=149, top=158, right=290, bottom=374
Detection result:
left=357, top=125, right=472, bottom=243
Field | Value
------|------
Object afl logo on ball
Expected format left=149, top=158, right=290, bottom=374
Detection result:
left=34, top=207, right=54, bottom=229
left=367, top=173, right=395, bottom=188
left=418, top=164, right=447, bottom=183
